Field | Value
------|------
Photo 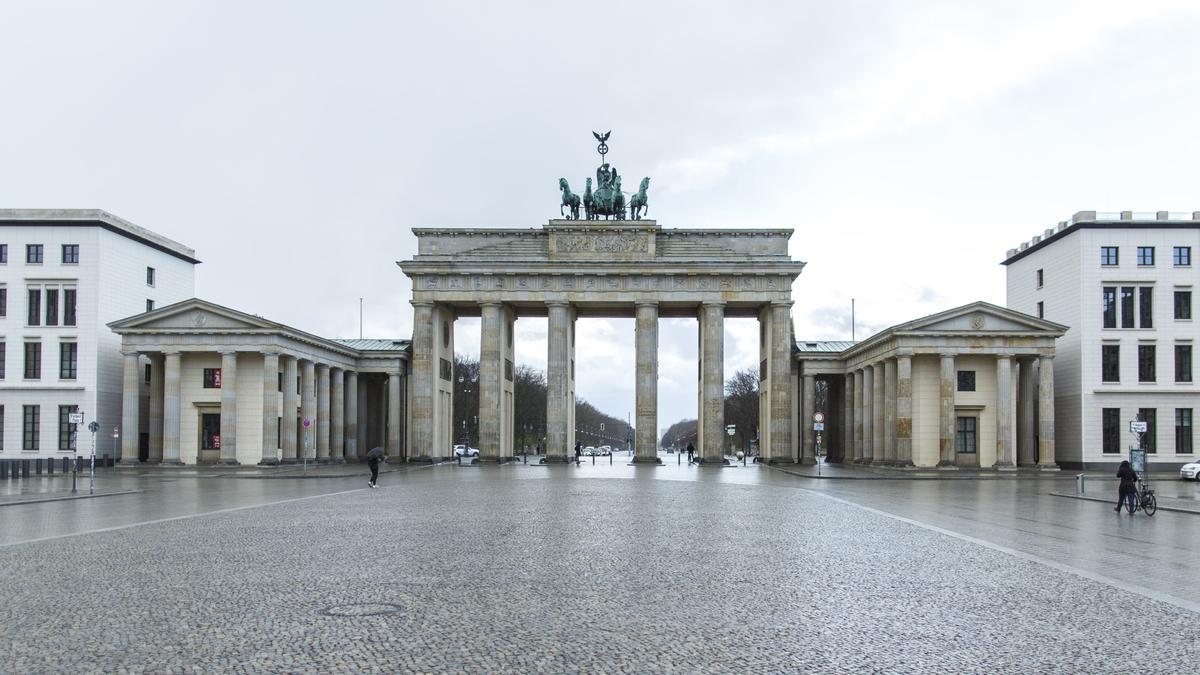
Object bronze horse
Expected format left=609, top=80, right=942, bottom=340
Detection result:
left=559, top=178, right=581, bottom=219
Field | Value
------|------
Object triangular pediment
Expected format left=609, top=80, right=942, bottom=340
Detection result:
left=898, top=301, right=1067, bottom=335
left=109, top=298, right=279, bottom=332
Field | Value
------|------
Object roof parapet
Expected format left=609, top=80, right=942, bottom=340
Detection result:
left=1006, top=210, right=1200, bottom=263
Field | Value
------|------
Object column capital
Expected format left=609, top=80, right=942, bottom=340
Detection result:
left=939, top=352, right=957, bottom=360
left=260, top=350, right=281, bottom=357
left=121, top=351, right=141, bottom=358
left=218, top=349, right=238, bottom=356
left=634, top=300, right=659, bottom=310
left=1039, top=353, right=1056, bottom=362
left=995, top=352, right=1014, bottom=362
left=330, top=365, right=343, bottom=374
left=163, top=350, right=181, bottom=357
left=769, top=300, right=794, bottom=309
left=316, top=362, right=330, bottom=372
left=701, top=300, right=726, bottom=308
left=896, top=349, right=914, bottom=358
left=410, top=300, right=435, bottom=308
left=479, top=301, right=504, bottom=309
left=545, top=300, right=571, bottom=309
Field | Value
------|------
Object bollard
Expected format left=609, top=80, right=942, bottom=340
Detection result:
left=48, top=458, right=54, bottom=475
left=0, top=460, right=7, bottom=480
left=22, top=459, right=30, bottom=478
left=1076, top=473, right=1085, bottom=495
left=36, top=458, right=43, bottom=475
left=63, top=457, right=69, bottom=473
left=592, top=453, right=595, bottom=465
left=678, top=452, right=681, bottom=465
left=609, top=452, right=612, bottom=465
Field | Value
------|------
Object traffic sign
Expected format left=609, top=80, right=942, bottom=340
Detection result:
left=88, top=421, right=99, bottom=433
left=112, top=426, right=120, bottom=438
left=813, top=412, right=825, bottom=423
left=303, top=418, right=311, bottom=428
left=1130, top=421, right=1148, bottom=433
left=68, top=413, right=84, bottom=425
left=813, top=422, right=825, bottom=431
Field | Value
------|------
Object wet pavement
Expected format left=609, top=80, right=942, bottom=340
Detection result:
left=2, top=453, right=1198, bottom=672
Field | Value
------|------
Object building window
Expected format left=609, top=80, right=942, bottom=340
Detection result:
left=0, top=342, right=5, bottom=379
left=0, top=244, right=7, bottom=263
left=1139, top=287, right=1153, bottom=328
left=45, top=288, right=58, bottom=326
left=146, top=299, right=155, bottom=312
left=1176, top=291, right=1192, bottom=320
left=23, top=342, right=41, bottom=379
left=25, top=244, right=43, bottom=264
left=1177, top=344, right=1193, bottom=383
left=1139, top=408, right=1157, bottom=453
left=1102, top=287, right=1117, bottom=328
left=146, top=267, right=155, bottom=286
left=1102, top=408, right=1120, bottom=454
left=1137, top=246, right=1155, bottom=266
left=27, top=288, right=41, bottom=326
left=1036, top=301, right=1044, bottom=319
left=1138, top=345, right=1156, bottom=383
left=1120, top=287, right=1135, bottom=328
left=1102, top=345, right=1120, bottom=382
left=203, top=368, right=222, bottom=388
left=59, top=342, right=77, bottom=380
left=955, top=417, right=977, bottom=454
left=956, top=370, right=975, bottom=392
left=22, top=405, right=39, bottom=450
left=1101, top=246, right=1119, bottom=266
left=278, top=372, right=283, bottom=393
left=61, top=244, right=79, bottom=264
left=1175, top=246, right=1192, bottom=266
left=1177, top=409, right=1194, bottom=454
left=1036, top=269, right=1043, bottom=289
left=0, top=287, right=5, bottom=317
left=58, top=405, right=79, bottom=451
left=0, top=405, right=4, bottom=450
left=63, top=288, right=76, bottom=326
left=144, top=363, right=152, bottom=384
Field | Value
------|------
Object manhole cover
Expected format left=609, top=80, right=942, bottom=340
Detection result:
left=317, top=603, right=404, bottom=617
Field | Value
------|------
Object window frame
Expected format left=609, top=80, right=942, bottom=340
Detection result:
left=61, top=244, right=79, bottom=264
left=22, top=404, right=40, bottom=450
left=1137, top=246, right=1155, bottom=266
left=1138, top=344, right=1156, bottom=383
left=58, top=404, right=79, bottom=451
left=203, top=367, right=223, bottom=389
left=1036, top=269, right=1043, bottom=289
left=955, top=416, right=978, bottom=454
left=1101, top=246, right=1119, bottom=266
left=0, top=286, right=6, bottom=318
left=1177, top=409, right=1194, bottom=455
left=23, top=341, right=41, bottom=380
left=1176, top=344, right=1193, bottom=383
left=59, top=342, right=78, bottom=380
left=25, top=244, right=43, bottom=264
left=1175, top=246, right=1192, bottom=267
left=1175, top=290, right=1192, bottom=321
left=1139, top=287, right=1153, bottom=328
left=62, top=288, right=76, bottom=326
left=146, top=299, right=155, bottom=312
left=1102, top=287, right=1117, bottom=328
left=956, top=370, right=976, bottom=392
left=1101, top=344, right=1120, bottom=383
left=44, top=288, right=58, bottom=326
left=1102, top=408, right=1120, bottom=454
left=0, top=244, right=7, bottom=264
left=1120, top=287, right=1135, bottom=328
left=1036, top=301, right=1044, bottom=319
left=1139, top=408, right=1157, bottom=453
left=146, top=267, right=156, bottom=287
left=27, top=288, right=41, bottom=326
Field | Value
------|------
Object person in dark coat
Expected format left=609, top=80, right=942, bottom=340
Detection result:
left=1115, top=459, right=1138, bottom=513
left=365, top=446, right=385, bottom=488
left=574, top=442, right=582, bottom=463
left=686, top=442, right=695, bottom=464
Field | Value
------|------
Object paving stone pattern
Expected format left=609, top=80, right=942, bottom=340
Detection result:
left=2, top=467, right=1199, bottom=673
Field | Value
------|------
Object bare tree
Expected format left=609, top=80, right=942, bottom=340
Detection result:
left=723, top=368, right=759, bottom=454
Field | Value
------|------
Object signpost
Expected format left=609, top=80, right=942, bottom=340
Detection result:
left=88, top=421, right=100, bottom=494
left=302, top=417, right=311, bottom=472
left=813, top=413, right=826, bottom=476
left=112, top=426, right=120, bottom=468
left=1130, top=417, right=1148, bottom=482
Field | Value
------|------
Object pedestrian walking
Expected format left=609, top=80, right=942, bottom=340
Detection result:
left=366, top=446, right=385, bottom=488
left=686, top=442, right=695, bottom=464
left=1115, top=460, right=1138, bottom=513
left=574, top=441, right=582, bottom=463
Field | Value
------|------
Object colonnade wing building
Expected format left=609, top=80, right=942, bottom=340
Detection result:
left=109, top=299, right=408, bottom=465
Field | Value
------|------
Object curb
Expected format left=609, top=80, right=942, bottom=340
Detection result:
left=0, top=489, right=142, bottom=508
left=1049, top=491, right=1200, bottom=515
left=765, top=464, right=1079, bottom=481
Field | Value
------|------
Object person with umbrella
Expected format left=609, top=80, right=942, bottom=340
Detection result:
left=365, top=446, right=385, bottom=488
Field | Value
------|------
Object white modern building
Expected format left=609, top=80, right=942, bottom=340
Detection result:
left=1004, top=211, right=1198, bottom=469
left=0, top=210, right=197, bottom=464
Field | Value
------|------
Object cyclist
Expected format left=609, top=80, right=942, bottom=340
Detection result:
left=1115, top=460, right=1138, bottom=513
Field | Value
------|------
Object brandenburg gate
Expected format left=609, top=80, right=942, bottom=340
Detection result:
left=398, top=134, right=806, bottom=464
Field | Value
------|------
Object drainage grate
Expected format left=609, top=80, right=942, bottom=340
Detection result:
left=317, top=603, right=404, bottom=617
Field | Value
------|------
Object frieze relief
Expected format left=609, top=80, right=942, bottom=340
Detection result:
left=555, top=234, right=648, bottom=254
left=417, top=273, right=790, bottom=295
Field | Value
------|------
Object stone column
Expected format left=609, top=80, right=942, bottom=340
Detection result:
left=861, top=366, right=873, bottom=463
left=260, top=351, right=280, bottom=465
left=634, top=302, right=661, bottom=463
left=853, top=369, right=864, bottom=462
left=219, top=351, right=238, bottom=464
left=387, top=372, right=402, bottom=458
left=800, top=373, right=817, bottom=463
left=148, top=353, right=164, bottom=463
left=995, top=354, right=1015, bottom=469
left=1037, top=355, right=1058, bottom=469
left=883, top=358, right=897, bottom=465
left=162, top=351, right=183, bottom=465
left=545, top=301, right=573, bottom=462
left=409, top=301, right=435, bottom=461
left=301, top=359, right=316, bottom=460
left=120, top=351, right=140, bottom=464
left=698, top=301, right=726, bottom=463
left=331, top=367, right=345, bottom=462
left=345, top=371, right=359, bottom=461
left=939, top=353, right=956, bottom=466
left=895, top=353, right=913, bottom=467
left=871, top=363, right=885, bottom=464
left=769, top=301, right=795, bottom=463
left=315, top=363, right=331, bottom=462
left=281, top=355, right=298, bottom=463
left=479, top=302, right=504, bottom=461
left=1017, top=358, right=1038, bottom=466
left=842, top=372, right=854, bottom=463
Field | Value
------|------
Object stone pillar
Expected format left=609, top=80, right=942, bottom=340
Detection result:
left=895, top=353, right=913, bottom=467
left=1037, top=355, right=1058, bottom=469
left=345, top=371, right=359, bottom=461
left=842, top=372, right=855, bottom=463
left=995, top=354, right=1015, bottom=469
left=545, top=302, right=574, bottom=461
left=768, top=301, right=795, bottom=463
left=162, top=351, right=182, bottom=465
left=479, top=302, right=504, bottom=461
left=409, top=301, right=435, bottom=460
left=871, top=363, right=884, bottom=464
left=861, top=366, right=873, bottom=463
left=883, top=358, right=896, bottom=464
left=301, top=360, right=316, bottom=460
left=939, top=353, right=956, bottom=466
left=260, top=352, right=280, bottom=465
left=853, top=369, right=864, bottom=462
left=120, top=352, right=140, bottom=464
left=698, top=301, right=726, bottom=463
left=315, top=363, right=331, bottom=462
left=801, top=373, right=816, bottom=463
left=331, top=367, right=345, bottom=462
left=148, top=353, right=164, bottom=463
left=633, top=302, right=660, bottom=463
left=281, top=355, right=298, bottom=463
left=1017, top=358, right=1038, bottom=466
left=388, top=372, right=402, bottom=458
left=219, top=351, right=239, bottom=464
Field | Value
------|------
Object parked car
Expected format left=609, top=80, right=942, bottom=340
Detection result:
left=1180, top=461, right=1200, bottom=481
left=583, top=446, right=597, bottom=456
left=598, top=446, right=612, bottom=456
left=453, top=444, right=479, bottom=458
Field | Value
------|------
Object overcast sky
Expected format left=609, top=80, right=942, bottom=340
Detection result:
left=3, top=1, right=1199, bottom=434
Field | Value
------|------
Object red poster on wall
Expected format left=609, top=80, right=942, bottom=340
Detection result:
left=213, top=435, right=221, bottom=449
left=214, top=369, right=222, bottom=387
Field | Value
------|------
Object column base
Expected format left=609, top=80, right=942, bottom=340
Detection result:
left=539, top=456, right=574, bottom=464
left=258, top=458, right=279, bottom=466
left=697, top=457, right=731, bottom=466
left=221, top=459, right=240, bottom=466
left=630, top=456, right=663, bottom=464
left=316, top=458, right=332, bottom=464
left=995, top=465, right=1019, bottom=472
left=1037, top=463, right=1061, bottom=472
left=406, top=456, right=441, bottom=463
left=160, top=460, right=184, bottom=466
left=474, top=455, right=513, bottom=464
left=766, top=458, right=795, bottom=465
left=935, top=464, right=960, bottom=471
left=936, top=459, right=955, bottom=467
left=280, top=458, right=299, bottom=465
left=116, top=460, right=141, bottom=469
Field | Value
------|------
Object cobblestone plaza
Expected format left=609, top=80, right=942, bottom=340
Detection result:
left=3, top=462, right=1198, bottom=672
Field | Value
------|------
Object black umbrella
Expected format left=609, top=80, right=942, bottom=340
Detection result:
left=365, top=446, right=384, bottom=460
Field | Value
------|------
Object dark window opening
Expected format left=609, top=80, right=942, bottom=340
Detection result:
left=1102, top=287, right=1116, bottom=328
left=1102, top=408, right=1120, bottom=454
left=1139, top=408, right=1157, bottom=453
left=956, top=417, right=977, bottom=454
left=1102, top=345, right=1120, bottom=383
left=956, top=370, right=976, bottom=392
left=1177, top=409, right=1194, bottom=454
left=203, top=368, right=222, bottom=388
left=1138, top=345, right=1156, bottom=383
left=1176, top=345, right=1193, bottom=383
left=1121, top=287, right=1135, bottom=328
left=1175, top=291, right=1191, bottom=320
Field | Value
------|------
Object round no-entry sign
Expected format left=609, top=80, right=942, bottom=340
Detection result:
left=813, top=412, right=825, bottom=423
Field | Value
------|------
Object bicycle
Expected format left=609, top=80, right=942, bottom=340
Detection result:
left=1130, top=479, right=1157, bottom=516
